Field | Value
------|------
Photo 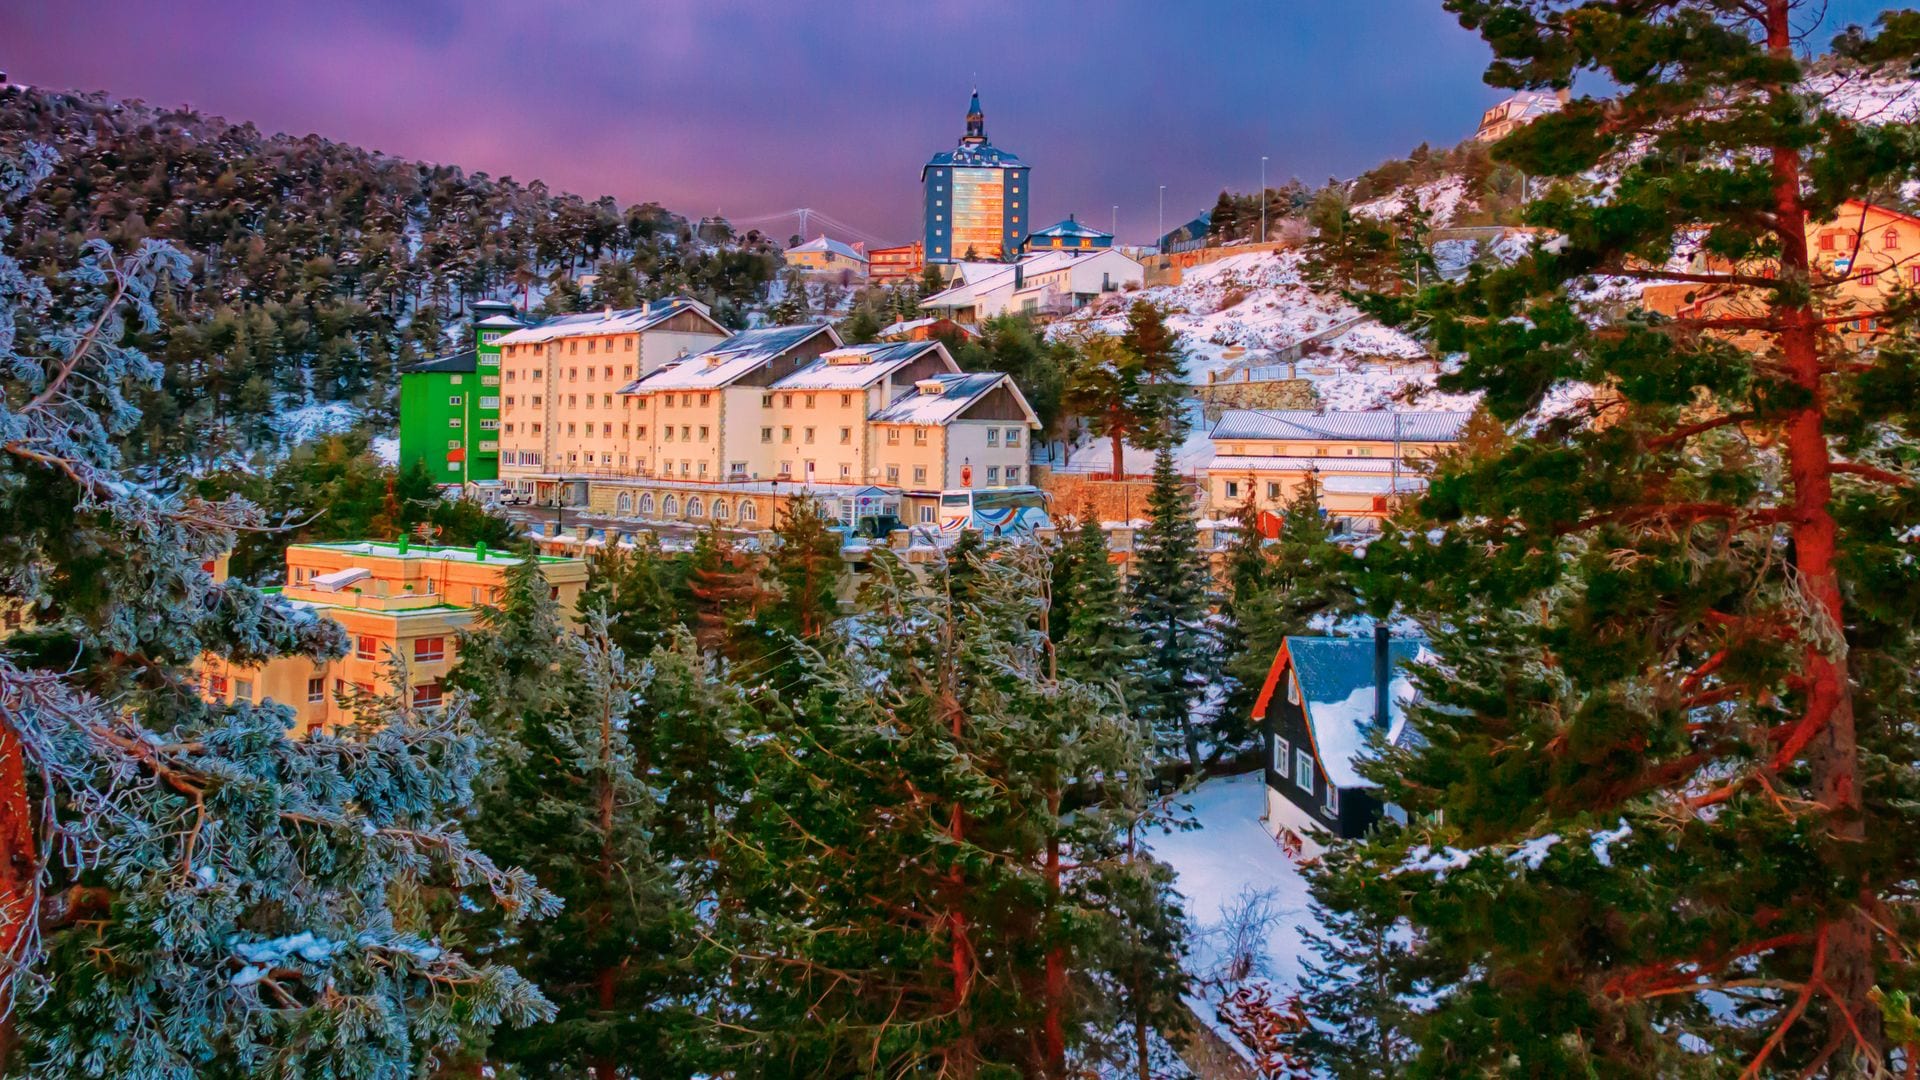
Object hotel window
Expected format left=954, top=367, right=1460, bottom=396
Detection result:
left=986, top=466, right=999, bottom=484
left=699, top=393, right=710, bottom=406
left=480, top=396, right=499, bottom=409
left=603, top=394, right=612, bottom=407
left=413, top=682, right=444, bottom=709
left=234, top=679, right=253, bottom=702
left=783, top=394, right=793, bottom=407
left=1885, top=228, right=1900, bottom=250
left=782, top=426, right=792, bottom=443
left=1268, top=482, right=1283, bottom=499
left=1273, top=736, right=1291, bottom=776
left=682, top=394, right=692, bottom=407
left=919, top=505, right=935, bottom=524
left=987, top=429, right=999, bottom=447
left=532, top=395, right=542, bottom=406
left=763, top=394, right=774, bottom=407
left=913, top=466, right=927, bottom=483
left=779, top=462, right=792, bottom=477
left=840, top=393, right=852, bottom=407
left=913, top=429, right=928, bottom=446
left=1820, top=231, right=1838, bottom=251
left=1006, top=466, right=1019, bottom=483
left=762, top=427, right=774, bottom=443
left=448, top=396, right=462, bottom=406
left=886, top=428, right=899, bottom=444
left=839, top=427, right=852, bottom=444
left=1005, top=428, right=1021, bottom=447
left=1225, top=480, right=1240, bottom=499
left=805, top=395, right=816, bottom=409
left=636, top=425, right=647, bottom=439
left=531, top=423, right=542, bottom=434
left=307, top=677, right=325, bottom=703
left=887, top=465, right=900, bottom=482
left=451, top=375, right=463, bottom=386
left=356, top=636, right=377, bottom=660
left=603, top=423, right=613, bottom=437
left=681, top=425, right=691, bottom=441
left=699, top=426, right=710, bottom=441
left=804, top=427, right=816, bottom=444
left=481, top=375, right=499, bottom=387
left=665, top=427, right=675, bottom=442
left=1861, top=271, right=1877, bottom=286
left=568, top=423, right=578, bottom=437
left=532, top=369, right=542, bottom=380
left=663, top=396, right=672, bottom=409
left=1911, top=266, right=1920, bottom=286
left=839, top=464, right=852, bottom=479
left=414, top=637, right=445, bottom=662
left=1294, top=749, right=1316, bottom=793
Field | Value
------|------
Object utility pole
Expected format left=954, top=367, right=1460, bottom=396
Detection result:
left=1158, top=185, right=1166, bottom=252
left=1260, top=156, right=1269, bottom=243
left=1111, top=205, right=1118, bottom=243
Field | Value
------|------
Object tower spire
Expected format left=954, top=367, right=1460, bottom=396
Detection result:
left=963, top=88, right=985, bottom=144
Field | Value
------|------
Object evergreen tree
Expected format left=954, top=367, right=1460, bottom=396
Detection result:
left=1128, top=447, right=1216, bottom=769
left=1208, top=189, right=1241, bottom=243
left=683, top=527, right=769, bottom=658
left=1063, top=302, right=1191, bottom=480
left=579, top=533, right=692, bottom=659
left=0, top=148, right=554, bottom=1076
left=1323, top=4, right=1920, bottom=1073
left=768, top=267, right=810, bottom=325
left=466, top=611, right=699, bottom=1079
left=1281, top=844, right=1419, bottom=1079
left=738, top=497, right=845, bottom=683
left=1059, top=512, right=1143, bottom=695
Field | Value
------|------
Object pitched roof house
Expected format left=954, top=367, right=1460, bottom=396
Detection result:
left=1251, top=628, right=1427, bottom=848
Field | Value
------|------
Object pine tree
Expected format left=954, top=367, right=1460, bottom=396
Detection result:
left=1064, top=309, right=1189, bottom=480
left=0, top=148, right=554, bottom=1076
left=1282, top=844, right=1419, bottom=1079
left=1324, top=4, right=1920, bottom=1073
left=683, top=527, right=769, bottom=658
left=1208, top=189, right=1241, bottom=243
left=466, top=611, right=700, bottom=1079
left=1059, top=512, right=1143, bottom=695
left=579, top=534, right=692, bottom=659
left=1128, top=447, right=1216, bottom=769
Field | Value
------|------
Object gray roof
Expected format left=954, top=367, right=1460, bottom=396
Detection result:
left=1211, top=409, right=1472, bottom=443
left=1283, top=635, right=1429, bottom=789
left=403, top=349, right=477, bottom=375
left=869, top=372, right=1011, bottom=425
left=621, top=324, right=837, bottom=393
left=773, top=341, right=945, bottom=391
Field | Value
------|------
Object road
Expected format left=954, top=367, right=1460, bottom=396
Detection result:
left=492, top=503, right=725, bottom=545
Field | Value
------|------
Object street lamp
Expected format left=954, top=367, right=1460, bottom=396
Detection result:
left=1111, top=205, right=1118, bottom=242
left=1260, top=156, right=1269, bottom=243
left=1158, top=185, right=1166, bottom=252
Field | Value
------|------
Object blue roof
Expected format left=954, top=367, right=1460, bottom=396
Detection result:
left=1281, top=635, right=1428, bottom=788
left=1029, top=216, right=1111, bottom=240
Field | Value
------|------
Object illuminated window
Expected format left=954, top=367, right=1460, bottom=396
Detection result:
left=355, top=636, right=377, bottom=660
left=414, top=637, right=445, bottom=662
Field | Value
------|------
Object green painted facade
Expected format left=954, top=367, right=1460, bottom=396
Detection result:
left=398, top=301, right=521, bottom=485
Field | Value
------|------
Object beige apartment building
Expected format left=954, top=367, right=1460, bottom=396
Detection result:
left=197, top=540, right=587, bottom=735
left=495, top=298, right=730, bottom=490
left=497, top=322, right=1043, bottom=529
left=1206, top=409, right=1472, bottom=528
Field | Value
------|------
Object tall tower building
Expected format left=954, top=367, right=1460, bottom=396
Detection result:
left=921, top=91, right=1030, bottom=264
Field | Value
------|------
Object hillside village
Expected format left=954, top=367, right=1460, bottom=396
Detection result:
left=5, top=9, right=1920, bottom=1077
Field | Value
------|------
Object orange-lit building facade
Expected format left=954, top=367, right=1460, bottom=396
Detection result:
left=868, top=241, right=925, bottom=286
left=197, top=540, right=587, bottom=735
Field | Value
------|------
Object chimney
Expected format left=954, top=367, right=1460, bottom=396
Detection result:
left=396, top=535, right=409, bottom=555
left=474, top=541, right=487, bottom=562
left=1373, top=623, right=1391, bottom=729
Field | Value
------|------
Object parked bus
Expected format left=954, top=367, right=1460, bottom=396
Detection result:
left=937, top=486, right=1054, bottom=537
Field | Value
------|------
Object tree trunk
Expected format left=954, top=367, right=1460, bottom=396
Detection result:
left=0, top=725, right=34, bottom=1067
left=1111, top=414, right=1126, bottom=481
left=1042, top=818, right=1066, bottom=1077
left=1763, top=0, right=1881, bottom=1057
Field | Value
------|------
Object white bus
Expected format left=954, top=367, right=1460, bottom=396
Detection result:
left=937, top=486, right=1054, bottom=537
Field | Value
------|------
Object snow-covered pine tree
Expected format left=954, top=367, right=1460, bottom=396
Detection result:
left=0, top=146, right=555, bottom=1076
left=1128, top=446, right=1217, bottom=769
left=1059, top=510, right=1143, bottom=696
left=465, top=612, right=699, bottom=1079
left=1331, top=3, right=1920, bottom=1073
left=1281, top=843, right=1419, bottom=1079
left=714, top=546, right=1187, bottom=1075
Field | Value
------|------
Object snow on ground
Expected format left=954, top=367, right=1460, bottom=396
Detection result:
left=1150, top=772, right=1318, bottom=989
left=370, top=436, right=399, bottom=467
left=1353, top=174, right=1472, bottom=227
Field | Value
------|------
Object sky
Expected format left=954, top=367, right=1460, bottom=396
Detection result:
left=3, top=1, right=1902, bottom=246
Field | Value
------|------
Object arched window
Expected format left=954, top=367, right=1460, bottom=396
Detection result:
left=712, top=500, right=730, bottom=521
left=740, top=500, right=759, bottom=523
left=687, top=496, right=705, bottom=519
left=637, top=493, right=654, bottom=515
left=662, top=494, right=679, bottom=517
left=616, top=491, right=632, bottom=513
left=1885, top=227, right=1901, bottom=251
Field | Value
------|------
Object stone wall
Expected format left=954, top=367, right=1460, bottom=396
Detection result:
left=1041, top=472, right=1181, bottom=523
left=1193, top=378, right=1319, bottom=423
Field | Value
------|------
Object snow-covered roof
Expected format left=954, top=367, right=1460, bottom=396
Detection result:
left=869, top=372, right=1013, bottom=426
left=771, top=341, right=947, bottom=391
left=1028, top=216, right=1112, bottom=241
left=877, top=317, right=979, bottom=339
left=475, top=314, right=528, bottom=329
left=921, top=251, right=1083, bottom=308
left=1282, top=635, right=1426, bottom=789
left=924, top=140, right=1025, bottom=171
left=623, top=324, right=838, bottom=393
left=1320, top=475, right=1428, bottom=495
left=309, top=567, right=371, bottom=592
left=403, top=349, right=477, bottom=375
left=1207, top=456, right=1413, bottom=474
left=1210, top=409, right=1472, bottom=444
left=786, top=236, right=867, bottom=262
left=495, top=296, right=720, bottom=345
